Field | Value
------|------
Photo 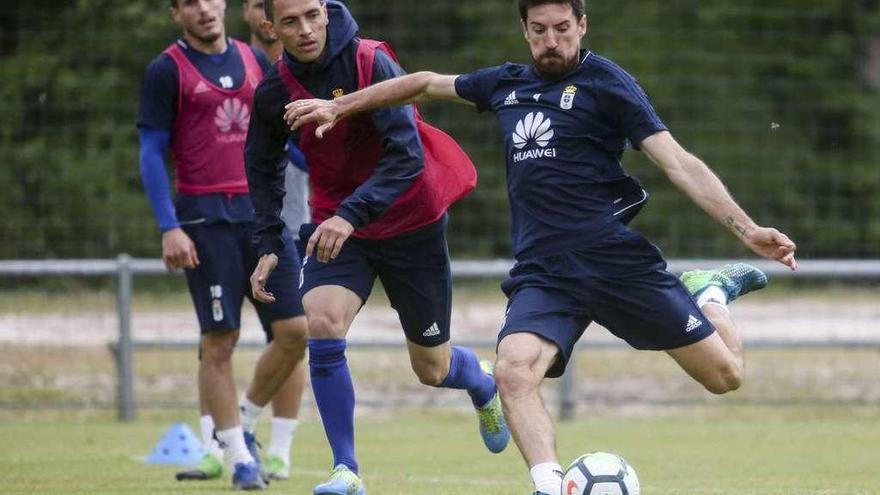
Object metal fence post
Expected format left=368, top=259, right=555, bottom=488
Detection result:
left=115, top=254, right=135, bottom=421
left=559, top=353, right=576, bottom=421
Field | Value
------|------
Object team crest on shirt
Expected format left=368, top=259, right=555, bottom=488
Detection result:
left=332, top=87, right=345, bottom=98
left=560, top=85, right=577, bottom=110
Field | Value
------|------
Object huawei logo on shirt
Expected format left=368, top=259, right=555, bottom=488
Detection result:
left=214, top=98, right=250, bottom=133
left=512, top=111, right=557, bottom=163
left=513, top=112, right=554, bottom=149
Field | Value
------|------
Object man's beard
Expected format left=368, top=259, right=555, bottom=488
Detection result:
left=534, top=52, right=578, bottom=78
left=189, top=29, right=222, bottom=45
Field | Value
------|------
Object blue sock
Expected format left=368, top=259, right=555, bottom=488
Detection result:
left=439, top=346, right=496, bottom=408
left=309, top=339, right=358, bottom=474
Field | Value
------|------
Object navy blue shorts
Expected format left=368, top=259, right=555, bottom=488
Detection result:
left=183, top=221, right=304, bottom=339
left=499, top=228, right=715, bottom=378
left=299, top=217, right=451, bottom=347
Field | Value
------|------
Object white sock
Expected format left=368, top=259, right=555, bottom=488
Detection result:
left=215, top=426, right=254, bottom=467
left=199, top=414, right=224, bottom=459
left=530, top=462, right=563, bottom=495
left=267, top=417, right=299, bottom=463
left=239, top=396, right=264, bottom=434
left=697, top=285, right=729, bottom=309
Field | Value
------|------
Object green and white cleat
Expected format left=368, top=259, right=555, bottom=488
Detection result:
left=313, top=464, right=366, bottom=495
left=175, top=452, right=224, bottom=481
left=262, top=455, right=290, bottom=481
left=476, top=360, right=511, bottom=454
left=680, top=263, right=768, bottom=303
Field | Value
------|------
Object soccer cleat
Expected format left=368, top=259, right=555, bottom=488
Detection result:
left=476, top=360, right=511, bottom=454
left=175, top=452, right=224, bottom=481
left=313, top=464, right=366, bottom=495
left=232, top=462, right=268, bottom=491
left=680, top=263, right=768, bottom=303
left=263, top=454, right=290, bottom=481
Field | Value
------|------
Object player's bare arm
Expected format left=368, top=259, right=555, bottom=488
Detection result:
left=640, top=131, right=798, bottom=270
left=283, top=72, right=465, bottom=137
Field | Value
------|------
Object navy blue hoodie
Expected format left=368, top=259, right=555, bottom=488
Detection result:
left=245, top=1, right=424, bottom=256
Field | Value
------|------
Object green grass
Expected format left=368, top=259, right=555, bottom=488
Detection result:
left=2, top=407, right=878, bottom=494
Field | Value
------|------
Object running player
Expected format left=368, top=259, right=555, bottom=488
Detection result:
left=245, top=1, right=511, bottom=494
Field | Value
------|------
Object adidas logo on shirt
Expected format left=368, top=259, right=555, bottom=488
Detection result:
left=504, top=91, right=519, bottom=106
left=423, top=322, right=441, bottom=337
left=685, top=314, right=703, bottom=332
left=194, top=81, right=210, bottom=95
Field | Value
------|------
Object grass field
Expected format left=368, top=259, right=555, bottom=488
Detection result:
left=2, top=406, right=879, bottom=495
left=2, top=286, right=879, bottom=494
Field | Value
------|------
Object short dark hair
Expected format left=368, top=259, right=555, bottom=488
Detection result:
left=517, top=0, right=584, bottom=22
left=264, top=0, right=326, bottom=22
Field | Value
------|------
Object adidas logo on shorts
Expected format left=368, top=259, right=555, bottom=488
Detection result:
left=685, top=314, right=703, bottom=332
left=423, top=322, right=441, bottom=337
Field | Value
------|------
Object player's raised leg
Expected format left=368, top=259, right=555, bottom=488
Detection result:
left=495, top=333, right=564, bottom=495
left=304, top=285, right=366, bottom=495
left=669, top=263, right=768, bottom=394
left=406, top=342, right=509, bottom=452
left=378, top=218, right=509, bottom=453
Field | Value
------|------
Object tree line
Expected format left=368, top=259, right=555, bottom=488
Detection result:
left=1, top=0, right=878, bottom=259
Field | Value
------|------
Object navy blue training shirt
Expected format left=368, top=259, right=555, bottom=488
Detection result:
left=455, top=50, right=667, bottom=260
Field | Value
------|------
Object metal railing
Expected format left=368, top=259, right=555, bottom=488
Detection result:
left=2, top=256, right=880, bottom=421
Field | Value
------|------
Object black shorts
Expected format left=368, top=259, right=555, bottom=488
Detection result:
left=183, top=221, right=304, bottom=340
left=299, top=217, right=452, bottom=347
left=499, top=228, right=715, bottom=378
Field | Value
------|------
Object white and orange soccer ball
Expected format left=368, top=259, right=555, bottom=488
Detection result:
left=562, top=452, right=640, bottom=495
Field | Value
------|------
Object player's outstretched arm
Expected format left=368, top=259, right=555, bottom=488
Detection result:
left=284, top=72, right=465, bottom=138
left=640, top=131, right=798, bottom=270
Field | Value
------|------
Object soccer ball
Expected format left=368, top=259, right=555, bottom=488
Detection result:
left=562, top=452, right=640, bottom=495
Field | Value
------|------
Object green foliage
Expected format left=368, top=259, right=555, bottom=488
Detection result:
left=1, top=0, right=879, bottom=258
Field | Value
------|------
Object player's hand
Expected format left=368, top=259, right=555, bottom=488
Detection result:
left=284, top=99, right=340, bottom=138
left=307, top=216, right=354, bottom=263
left=250, top=253, right=279, bottom=303
left=743, top=227, right=798, bottom=271
left=161, top=228, right=199, bottom=271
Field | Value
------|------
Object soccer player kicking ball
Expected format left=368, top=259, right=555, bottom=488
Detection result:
left=284, top=1, right=798, bottom=494
left=245, top=1, right=511, bottom=494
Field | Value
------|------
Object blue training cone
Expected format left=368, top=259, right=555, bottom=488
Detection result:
left=145, top=422, right=205, bottom=466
